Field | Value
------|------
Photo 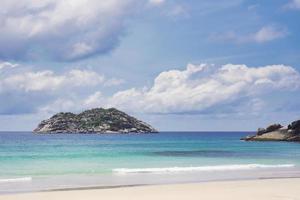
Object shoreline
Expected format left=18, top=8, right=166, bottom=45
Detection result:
left=45, top=175, right=300, bottom=193
left=2, top=174, right=300, bottom=195
left=2, top=167, right=300, bottom=194
left=1, top=177, right=300, bottom=200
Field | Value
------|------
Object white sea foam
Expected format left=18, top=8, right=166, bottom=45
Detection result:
left=0, top=177, right=32, bottom=183
left=113, top=164, right=295, bottom=174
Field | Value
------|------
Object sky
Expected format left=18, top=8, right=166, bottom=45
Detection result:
left=0, top=0, right=300, bottom=131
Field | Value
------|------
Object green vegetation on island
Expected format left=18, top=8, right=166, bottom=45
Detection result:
left=34, top=108, right=158, bottom=134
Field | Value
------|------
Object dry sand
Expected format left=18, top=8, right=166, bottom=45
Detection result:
left=1, top=178, right=300, bottom=200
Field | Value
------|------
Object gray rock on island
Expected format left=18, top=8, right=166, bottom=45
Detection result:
left=241, top=119, right=300, bottom=142
left=34, top=108, right=158, bottom=134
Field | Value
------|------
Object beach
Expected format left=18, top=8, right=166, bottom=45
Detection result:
left=1, top=178, right=299, bottom=200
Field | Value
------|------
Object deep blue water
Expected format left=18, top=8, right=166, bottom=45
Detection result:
left=0, top=131, right=300, bottom=193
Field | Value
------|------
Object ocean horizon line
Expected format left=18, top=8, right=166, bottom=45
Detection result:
left=0, top=131, right=255, bottom=133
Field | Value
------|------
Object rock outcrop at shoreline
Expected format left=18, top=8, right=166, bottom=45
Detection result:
left=34, top=108, right=158, bottom=134
left=241, top=120, right=300, bottom=142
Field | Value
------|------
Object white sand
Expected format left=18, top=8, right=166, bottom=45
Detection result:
left=1, top=178, right=300, bottom=200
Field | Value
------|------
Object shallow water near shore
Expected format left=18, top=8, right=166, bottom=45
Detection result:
left=1, top=131, right=300, bottom=193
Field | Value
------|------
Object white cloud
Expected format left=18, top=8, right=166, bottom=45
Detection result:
left=0, top=69, right=106, bottom=92
left=0, top=61, right=18, bottom=70
left=83, top=91, right=104, bottom=108
left=253, top=26, right=288, bottom=43
left=284, top=0, right=300, bottom=10
left=0, top=65, right=123, bottom=114
left=2, top=62, right=300, bottom=117
left=211, top=25, right=288, bottom=44
left=100, top=64, right=300, bottom=114
left=148, top=0, right=166, bottom=6
left=0, top=0, right=140, bottom=61
left=43, top=63, right=300, bottom=116
left=1, top=68, right=124, bottom=92
left=39, top=98, right=77, bottom=114
left=38, top=91, right=104, bottom=114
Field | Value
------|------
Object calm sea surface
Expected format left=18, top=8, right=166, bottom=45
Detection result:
left=0, top=131, right=300, bottom=193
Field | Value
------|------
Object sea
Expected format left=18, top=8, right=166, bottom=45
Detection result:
left=0, top=131, right=300, bottom=193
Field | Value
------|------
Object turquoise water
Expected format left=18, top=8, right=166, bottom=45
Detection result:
left=1, top=131, right=300, bottom=176
left=0, top=132, right=300, bottom=193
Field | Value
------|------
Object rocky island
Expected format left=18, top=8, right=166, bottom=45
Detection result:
left=34, top=108, right=158, bottom=134
left=242, top=119, right=300, bottom=142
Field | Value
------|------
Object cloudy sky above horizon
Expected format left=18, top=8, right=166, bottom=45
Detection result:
left=1, top=0, right=300, bottom=131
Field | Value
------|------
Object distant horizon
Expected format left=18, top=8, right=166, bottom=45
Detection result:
left=0, top=130, right=256, bottom=132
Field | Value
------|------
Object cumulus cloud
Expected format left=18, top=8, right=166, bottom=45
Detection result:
left=2, top=63, right=300, bottom=117
left=0, top=66, right=123, bottom=114
left=0, top=61, right=18, bottom=70
left=0, top=0, right=141, bottom=61
left=42, top=63, right=300, bottom=116
left=99, top=64, right=300, bottom=114
left=211, top=25, right=288, bottom=44
left=0, top=69, right=106, bottom=92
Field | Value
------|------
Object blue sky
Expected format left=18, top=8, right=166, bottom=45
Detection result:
left=0, top=0, right=300, bottom=131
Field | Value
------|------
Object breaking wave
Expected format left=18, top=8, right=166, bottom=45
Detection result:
left=0, top=177, right=32, bottom=183
left=113, top=164, right=295, bottom=174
